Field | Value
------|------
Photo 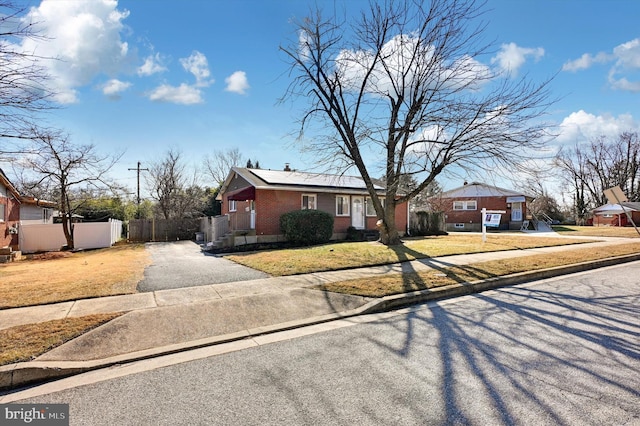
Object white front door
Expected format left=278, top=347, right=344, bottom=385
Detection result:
left=511, top=202, right=522, bottom=221
left=352, top=196, right=365, bottom=229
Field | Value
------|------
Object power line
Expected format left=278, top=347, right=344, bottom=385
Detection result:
left=128, top=161, right=149, bottom=205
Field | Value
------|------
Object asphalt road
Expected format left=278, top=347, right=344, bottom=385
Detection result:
left=6, top=262, right=640, bottom=425
left=136, top=240, right=270, bottom=292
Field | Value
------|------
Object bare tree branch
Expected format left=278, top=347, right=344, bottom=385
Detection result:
left=281, top=0, right=555, bottom=244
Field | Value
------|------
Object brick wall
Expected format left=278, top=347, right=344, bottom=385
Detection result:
left=442, top=196, right=525, bottom=231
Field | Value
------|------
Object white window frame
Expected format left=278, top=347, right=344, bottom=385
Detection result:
left=229, top=199, right=237, bottom=212
left=336, top=195, right=350, bottom=216
left=301, top=194, right=317, bottom=210
left=455, top=223, right=465, bottom=228
left=453, top=200, right=477, bottom=210
left=366, top=197, right=385, bottom=217
left=0, top=203, right=5, bottom=222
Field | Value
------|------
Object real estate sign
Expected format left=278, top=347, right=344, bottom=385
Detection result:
left=484, top=214, right=501, bottom=227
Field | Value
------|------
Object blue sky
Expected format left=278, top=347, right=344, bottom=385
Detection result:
left=8, top=0, right=640, bottom=196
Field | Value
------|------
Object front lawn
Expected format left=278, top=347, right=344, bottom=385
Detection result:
left=0, top=244, right=151, bottom=309
left=553, top=225, right=640, bottom=238
left=317, top=241, right=640, bottom=297
left=226, top=234, right=594, bottom=276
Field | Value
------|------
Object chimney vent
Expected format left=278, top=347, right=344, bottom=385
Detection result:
left=284, top=163, right=292, bottom=171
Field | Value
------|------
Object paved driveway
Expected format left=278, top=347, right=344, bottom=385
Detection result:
left=137, top=241, right=270, bottom=292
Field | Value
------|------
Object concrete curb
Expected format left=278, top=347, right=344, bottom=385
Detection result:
left=2, top=252, right=640, bottom=392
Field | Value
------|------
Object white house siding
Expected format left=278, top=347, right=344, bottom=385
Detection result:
left=20, top=204, right=53, bottom=224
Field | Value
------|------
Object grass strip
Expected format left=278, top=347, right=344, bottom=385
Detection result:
left=317, top=242, right=640, bottom=297
left=0, top=313, right=121, bottom=366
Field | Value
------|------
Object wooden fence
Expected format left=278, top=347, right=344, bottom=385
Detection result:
left=128, top=218, right=201, bottom=242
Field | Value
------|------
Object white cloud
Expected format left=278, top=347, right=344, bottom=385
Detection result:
left=609, top=38, right=640, bottom=91
left=22, top=0, right=131, bottom=104
left=563, top=38, right=640, bottom=92
left=562, top=52, right=612, bottom=72
left=491, top=42, right=544, bottom=75
left=556, top=110, right=639, bottom=145
left=225, top=71, right=249, bottom=94
left=180, top=51, right=212, bottom=87
left=101, top=79, right=131, bottom=98
left=138, top=53, right=167, bottom=77
left=147, top=83, right=203, bottom=105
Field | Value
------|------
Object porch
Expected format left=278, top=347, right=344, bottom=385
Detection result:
left=200, top=211, right=256, bottom=248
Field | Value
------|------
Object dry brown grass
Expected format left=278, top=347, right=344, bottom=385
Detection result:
left=318, top=241, right=640, bottom=297
left=227, top=234, right=594, bottom=276
left=553, top=225, right=640, bottom=238
left=0, top=313, right=121, bottom=365
left=0, top=244, right=151, bottom=309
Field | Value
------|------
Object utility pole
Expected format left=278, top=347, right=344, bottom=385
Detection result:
left=128, top=161, right=149, bottom=205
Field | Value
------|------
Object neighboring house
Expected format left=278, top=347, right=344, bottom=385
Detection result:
left=592, top=203, right=640, bottom=227
left=215, top=167, right=408, bottom=245
left=19, top=196, right=56, bottom=225
left=0, top=168, right=21, bottom=251
left=432, top=182, right=535, bottom=232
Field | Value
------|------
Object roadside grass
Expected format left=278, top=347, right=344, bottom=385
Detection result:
left=0, top=244, right=151, bottom=309
left=553, top=225, right=640, bottom=238
left=0, top=313, right=121, bottom=366
left=317, top=241, right=640, bottom=297
left=226, top=234, right=595, bottom=276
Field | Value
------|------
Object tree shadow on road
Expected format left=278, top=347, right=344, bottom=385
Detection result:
left=357, top=265, right=640, bottom=424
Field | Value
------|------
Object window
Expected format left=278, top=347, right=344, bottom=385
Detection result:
left=455, top=223, right=465, bottom=228
left=0, top=203, right=4, bottom=222
left=366, top=197, right=384, bottom=216
left=453, top=200, right=477, bottom=210
left=302, top=194, right=317, bottom=210
left=229, top=199, right=237, bottom=212
left=336, top=195, right=350, bottom=216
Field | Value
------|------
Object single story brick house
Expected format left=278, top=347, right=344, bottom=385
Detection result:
left=216, top=167, right=408, bottom=243
left=592, top=203, right=640, bottom=227
left=431, top=182, right=534, bottom=232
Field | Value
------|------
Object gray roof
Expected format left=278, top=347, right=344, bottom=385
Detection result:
left=249, top=168, right=384, bottom=190
left=220, top=167, right=386, bottom=197
left=439, top=182, right=533, bottom=199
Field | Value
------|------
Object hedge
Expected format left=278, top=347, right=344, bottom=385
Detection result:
left=280, top=210, right=334, bottom=245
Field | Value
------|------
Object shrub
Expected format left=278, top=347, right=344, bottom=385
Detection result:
left=280, top=210, right=334, bottom=245
left=345, top=226, right=361, bottom=241
left=409, top=211, right=447, bottom=236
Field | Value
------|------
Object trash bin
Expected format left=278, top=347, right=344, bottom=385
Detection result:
left=195, top=232, right=205, bottom=242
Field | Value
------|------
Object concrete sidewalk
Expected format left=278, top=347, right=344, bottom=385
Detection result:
left=1, top=236, right=639, bottom=390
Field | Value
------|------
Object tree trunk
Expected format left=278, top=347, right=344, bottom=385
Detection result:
left=60, top=189, right=74, bottom=250
left=379, top=201, right=402, bottom=245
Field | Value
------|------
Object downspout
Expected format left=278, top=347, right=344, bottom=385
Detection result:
left=406, top=199, right=410, bottom=236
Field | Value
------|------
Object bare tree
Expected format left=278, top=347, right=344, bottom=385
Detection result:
left=203, top=148, right=245, bottom=187
left=147, top=150, right=206, bottom=219
left=555, top=132, right=640, bottom=223
left=18, top=129, right=122, bottom=249
left=281, top=0, right=554, bottom=245
left=0, top=1, right=56, bottom=155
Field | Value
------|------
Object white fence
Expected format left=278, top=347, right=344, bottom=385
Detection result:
left=19, top=219, right=123, bottom=253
